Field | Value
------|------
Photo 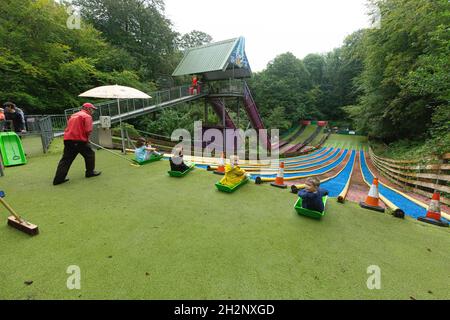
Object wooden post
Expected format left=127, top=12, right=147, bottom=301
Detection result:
left=0, top=151, right=4, bottom=177
left=435, top=157, right=443, bottom=194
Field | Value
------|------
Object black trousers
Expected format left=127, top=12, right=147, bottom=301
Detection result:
left=53, top=140, right=95, bottom=183
left=169, top=158, right=189, bottom=172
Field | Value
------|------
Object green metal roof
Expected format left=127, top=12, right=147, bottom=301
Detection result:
left=172, top=38, right=240, bottom=77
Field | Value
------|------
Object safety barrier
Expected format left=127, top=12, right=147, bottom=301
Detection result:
left=368, top=148, right=450, bottom=206
left=64, top=85, right=194, bottom=122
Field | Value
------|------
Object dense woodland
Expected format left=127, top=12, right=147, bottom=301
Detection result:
left=0, top=0, right=448, bottom=153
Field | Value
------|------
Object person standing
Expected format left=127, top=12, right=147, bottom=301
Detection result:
left=0, top=108, right=5, bottom=131
left=53, top=103, right=101, bottom=186
left=3, top=102, right=26, bottom=133
left=191, top=75, right=199, bottom=94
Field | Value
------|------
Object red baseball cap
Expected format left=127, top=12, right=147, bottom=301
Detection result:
left=82, top=103, right=97, bottom=110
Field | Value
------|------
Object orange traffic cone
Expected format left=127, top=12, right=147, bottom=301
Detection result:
left=418, top=192, right=449, bottom=227
left=271, top=162, right=287, bottom=189
left=214, top=152, right=225, bottom=175
left=360, top=178, right=385, bottom=212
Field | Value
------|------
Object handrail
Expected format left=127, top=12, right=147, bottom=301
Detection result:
left=368, top=147, right=450, bottom=206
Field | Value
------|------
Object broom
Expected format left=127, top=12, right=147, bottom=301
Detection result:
left=0, top=191, right=39, bottom=236
left=89, top=141, right=141, bottom=167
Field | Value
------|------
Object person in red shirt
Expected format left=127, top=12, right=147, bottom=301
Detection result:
left=0, top=108, right=5, bottom=131
left=53, top=103, right=101, bottom=185
left=191, top=75, right=199, bottom=94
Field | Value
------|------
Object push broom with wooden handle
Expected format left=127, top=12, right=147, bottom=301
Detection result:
left=0, top=191, right=39, bottom=236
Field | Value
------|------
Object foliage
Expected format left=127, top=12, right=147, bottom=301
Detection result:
left=74, top=0, right=179, bottom=80
left=0, top=0, right=448, bottom=156
left=248, top=31, right=366, bottom=130
left=130, top=102, right=205, bottom=136
left=248, top=53, right=315, bottom=130
left=0, top=0, right=153, bottom=113
left=265, top=106, right=291, bottom=131
left=353, top=0, right=450, bottom=142
left=177, top=30, right=213, bottom=50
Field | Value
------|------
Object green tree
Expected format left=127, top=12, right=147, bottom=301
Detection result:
left=265, top=106, right=290, bottom=131
left=0, top=0, right=152, bottom=113
left=354, top=0, right=450, bottom=141
left=249, top=52, right=315, bottom=129
left=74, top=0, right=178, bottom=80
left=178, top=30, right=213, bottom=50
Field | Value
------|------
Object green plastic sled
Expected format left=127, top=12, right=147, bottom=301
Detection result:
left=133, top=154, right=164, bottom=165
left=0, top=132, right=27, bottom=167
left=168, top=164, right=195, bottom=177
left=294, top=196, right=328, bottom=220
left=215, top=177, right=249, bottom=193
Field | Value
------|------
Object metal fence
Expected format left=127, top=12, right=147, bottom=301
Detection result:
left=24, top=80, right=247, bottom=154
left=38, top=116, right=54, bottom=153
left=209, top=79, right=245, bottom=95
left=27, top=115, right=68, bottom=153
left=27, top=115, right=67, bottom=133
left=64, top=84, right=194, bottom=123
left=63, top=80, right=246, bottom=123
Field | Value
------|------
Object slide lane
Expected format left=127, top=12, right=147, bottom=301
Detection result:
left=289, top=150, right=356, bottom=200
left=244, top=148, right=340, bottom=173
left=284, top=148, right=333, bottom=166
left=321, top=150, right=356, bottom=198
left=284, top=147, right=327, bottom=161
left=274, top=125, right=304, bottom=149
left=280, top=125, right=317, bottom=154
left=346, top=152, right=386, bottom=208
left=191, top=148, right=330, bottom=172
left=240, top=148, right=332, bottom=171
left=253, top=149, right=349, bottom=182
left=360, top=151, right=449, bottom=222
left=288, top=150, right=350, bottom=188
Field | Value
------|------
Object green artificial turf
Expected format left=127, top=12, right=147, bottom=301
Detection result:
left=309, top=131, right=327, bottom=147
left=0, top=139, right=449, bottom=300
left=324, top=134, right=368, bottom=150
left=281, top=125, right=301, bottom=140
left=20, top=135, right=45, bottom=158
left=290, top=125, right=318, bottom=145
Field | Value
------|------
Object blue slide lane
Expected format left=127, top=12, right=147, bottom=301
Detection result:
left=284, top=147, right=327, bottom=161
left=283, top=148, right=341, bottom=171
left=251, top=149, right=349, bottom=179
left=321, top=150, right=356, bottom=197
left=240, top=149, right=334, bottom=171
left=360, top=151, right=448, bottom=222
left=285, top=148, right=334, bottom=165
left=256, top=149, right=342, bottom=175
left=194, top=148, right=334, bottom=171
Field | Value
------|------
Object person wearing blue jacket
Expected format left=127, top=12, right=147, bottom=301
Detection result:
left=298, top=177, right=329, bottom=213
